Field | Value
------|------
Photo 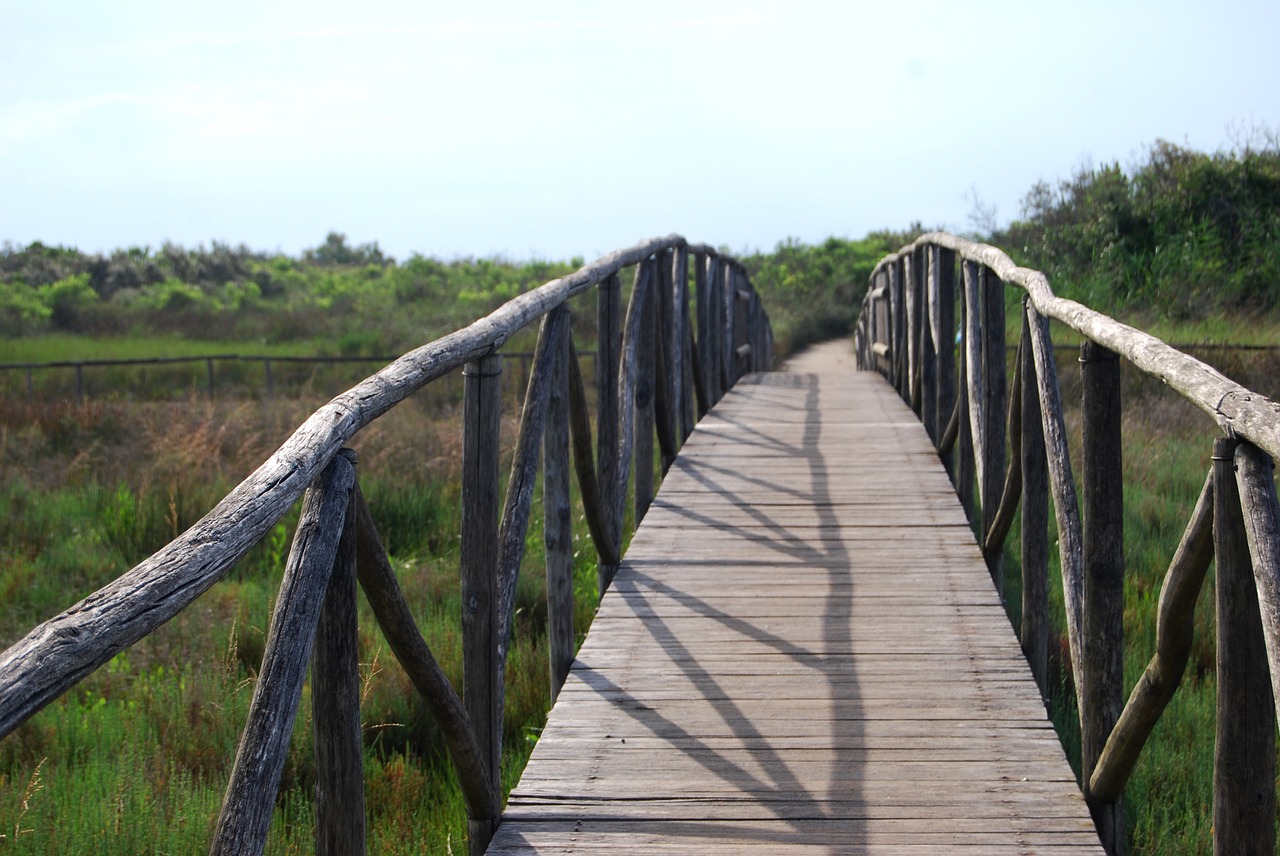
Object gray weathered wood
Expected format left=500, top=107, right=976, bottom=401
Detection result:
left=1212, top=437, right=1276, bottom=856
left=608, top=259, right=653, bottom=591
left=920, top=249, right=938, bottom=442
left=1090, top=471, right=1213, bottom=802
left=983, top=328, right=1023, bottom=562
left=352, top=486, right=498, bottom=825
left=1235, top=443, right=1280, bottom=725
left=544, top=308, right=574, bottom=700
left=653, top=251, right=678, bottom=472
left=935, top=247, right=957, bottom=479
left=905, top=249, right=922, bottom=414
left=956, top=289, right=975, bottom=523
left=636, top=264, right=657, bottom=523
left=672, top=246, right=691, bottom=441
left=1019, top=309, right=1049, bottom=696
left=0, top=234, right=690, bottom=743
left=871, top=232, right=1280, bottom=463
left=597, top=272, right=622, bottom=544
left=1027, top=302, right=1085, bottom=710
left=313, top=471, right=365, bottom=856
left=565, top=339, right=618, bottom=564
left=461, top=352, right=503, bottom=853
left=694, top=253, right=712, bottom=412
left=1079, top=341, right=1124, bottom=854
left=980, top=264, right=1007, bottom=584
left=211, top=452, right=355, bottom=856
left=497, top=309, right=568, bottom=656
left=962, top=261, right=986, bottom=495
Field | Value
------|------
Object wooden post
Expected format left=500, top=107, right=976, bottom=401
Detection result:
left=636, top=266, right=657, bottom=523
left=892, top=259, right=907, bottom=399
left=211, top=452, right=356, bottom=856
left=460, top=353, right=502, bottom=856
left=721, top=262, right=736, bottom=392
left=956, top=285, right=975, bottom=523
left=903, top=251, right=919, bottom=412
left=544, top=310, right=574, bottom=700
left=1235, top=443, right=1280, bottom=723
left=313, top=455, right=365, bottom=856
left=920, top=248, right=938, bottom=442
left=671, top=247, right=690, bottom=441
left=596, top=274, right=621, bottom=593
left=695, top=253, right=712, bottom=411
left=1080, top=341, right=1124, bottom=854
left=935, top=247, right=957, bottom=479
left=264, top=359, right=274, bottom=400
left=1213, top=436, right=1276, bottom=856
left=1020, top=306, right=1049, bottom=696
left=980, top=265, right=1007, bottom=587
left=653, top=251, right=678, bottom=472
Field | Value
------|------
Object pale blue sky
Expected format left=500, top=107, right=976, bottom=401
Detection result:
left=3, top=0, right=1277, bottom=261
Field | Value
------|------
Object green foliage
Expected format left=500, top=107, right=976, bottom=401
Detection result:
left=998, top=136, right=1280, bottom=315
left=742, top=227, right=926, bottom=358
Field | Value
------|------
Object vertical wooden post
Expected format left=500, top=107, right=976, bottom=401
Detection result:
left=313, top=451, right=365, bottom=856
left=695, top=254, right=712, bottom=410
left=980, top=265, right=1007, bottom=587
left=636, top=272, right=656, bottom=523
left=721, top=262, right=736, bottom=392
left=544, top=310, right=574, bottom=701
left=935, top=248, right=957, bottom=477
left=1235, top=443, right=1280, bottom=722
left=653, top=251, right=678, bottom=472
left=1080, top=341, right=1124, bottom=854
left=596, top=274, right=621, bottom=593
left=1213, top=436, right=1276, bottom=856
left=892, top=260, right=907, bottom=399
left=671, top=247, right=690, bottom=440
left=461, top=353, right=502, bottom=856
left=956, top=291, right=975, bottom=523
left=904, top=252, right=919, bottom=412
left=1020, top=304, right=1049, bottom=695
left=920, top=248, right=938, bottom=442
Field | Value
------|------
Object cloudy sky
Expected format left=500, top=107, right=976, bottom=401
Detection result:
left=3, top=0, right=1277, bottom=261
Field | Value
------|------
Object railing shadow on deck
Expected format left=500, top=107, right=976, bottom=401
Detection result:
left=855, top=232, right=1280, bottom=855
left=0, top=235, right=773, bottom=856
left=505, top=371, right=869, bottom=853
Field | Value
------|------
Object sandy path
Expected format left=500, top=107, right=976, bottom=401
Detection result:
left=778, top=336, right=858, bottom=374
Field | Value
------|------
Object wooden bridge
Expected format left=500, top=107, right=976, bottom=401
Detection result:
left=2, top=234, right=1280, bottom=855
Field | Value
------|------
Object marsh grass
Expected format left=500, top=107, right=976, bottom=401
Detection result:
left=0, top=373, right=607, bottom=854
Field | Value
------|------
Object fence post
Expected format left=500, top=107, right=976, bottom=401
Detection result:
left=980, top=265, right=1006, bottom=586
left=544, top=310, right=574, bottom=700
left=1212, top=436, right=1276, bottom=856
left=920, top=248, right=938, bottom=442
left=460, top=353, right=503, bottom=856
left=313, top=451, right=365, bottom=855
left=596, top=274, right=621, bottom=593
left=1080, top=341, right=1124, bottom=854
left=636, top=268, right=656, bottom=523
left=935, top=248, right=956, bottom=478
left=1020, top=302, right=1049, bottom=695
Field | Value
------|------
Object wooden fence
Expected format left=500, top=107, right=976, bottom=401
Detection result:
left=855, top=233, right=1280, bottom=856
left=0, top=235, right=772, bottom=856
left=0, top=351, right=580, bottom=402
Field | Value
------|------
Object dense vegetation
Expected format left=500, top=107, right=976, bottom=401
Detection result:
left=993, top=134, right=1280, bottom=316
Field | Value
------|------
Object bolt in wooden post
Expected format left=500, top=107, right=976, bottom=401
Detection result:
left=1213, top=436, right=1276, bottom=856
left=461, top=353, right=502, bottom=856
left=1080, top=341, right=1124, bottom=854
left=1020, top=305, right=1049, bottom=696
left=544, top=311, right=574, bottom=700
left=313, top=451, right=365, bottom=856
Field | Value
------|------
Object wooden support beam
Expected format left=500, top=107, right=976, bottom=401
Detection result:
left=1212, top=436, right=1276, bottom=856
left=544, top=308, right=574, bottom=700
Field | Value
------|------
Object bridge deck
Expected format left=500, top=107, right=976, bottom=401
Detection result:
left=490, top=346, right=1104, bottom=854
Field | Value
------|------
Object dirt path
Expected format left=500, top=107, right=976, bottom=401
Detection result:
left=779, top=336, right=857, bottom=374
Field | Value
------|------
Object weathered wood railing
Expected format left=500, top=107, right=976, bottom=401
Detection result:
left=0, top=235, right=772, bottom=856
left=855, top=233, right=1280, bottom=856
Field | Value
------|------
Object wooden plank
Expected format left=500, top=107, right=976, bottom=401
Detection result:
left=494, top=351, right=1103, bottom=854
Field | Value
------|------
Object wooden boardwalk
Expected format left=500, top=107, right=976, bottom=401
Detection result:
left=490, top=349, right=1105, bottom=854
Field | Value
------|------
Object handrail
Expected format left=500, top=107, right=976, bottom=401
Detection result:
left=856, top=232, right=1280, bottom=855
left=0, top=234, right=772, bottom=856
